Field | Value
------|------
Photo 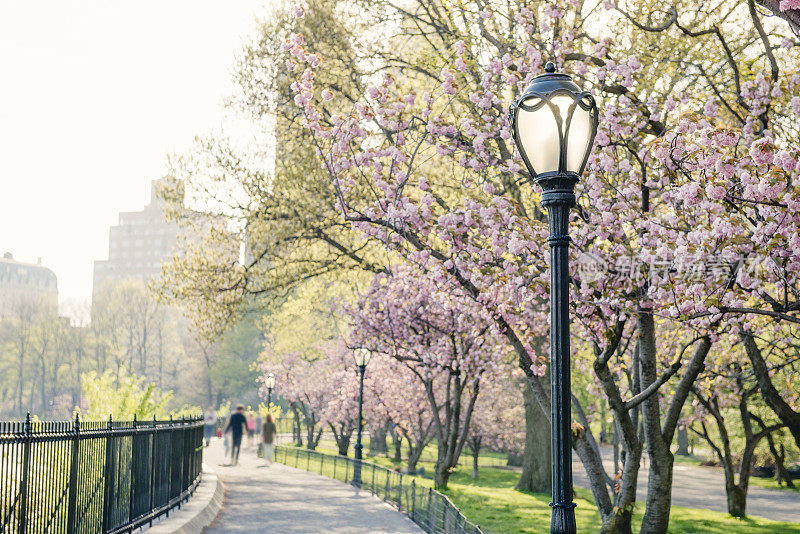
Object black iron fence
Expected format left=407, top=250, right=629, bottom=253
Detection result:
left=274, top=445, right=482, bottom=534
left=0, top=414, right=203, bottom=534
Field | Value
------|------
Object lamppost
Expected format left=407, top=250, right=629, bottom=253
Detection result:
left=265, top=373, right=275, bottom=408
left=352, top=348, right=371, bottom=488
left=508, top=62, right=598, bottom=534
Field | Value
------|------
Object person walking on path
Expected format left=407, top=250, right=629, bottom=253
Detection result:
left=261, top=413, right=277, bottom=466
left=225, top=405, right=247, bottom=465
left=247, top=411, right=256, bottom=447
left=255, top=413, right=263, bottom=447
left=203, top=406, right=217, bottom=447
left=222, top=413, right=231, bottom=457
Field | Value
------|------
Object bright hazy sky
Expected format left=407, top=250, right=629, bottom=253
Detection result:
left=0, top=1, right=271, bottom=307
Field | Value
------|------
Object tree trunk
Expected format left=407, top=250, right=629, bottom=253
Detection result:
left=39, top=359, right=48, bottom=419
left=471, top=443, right=480, bottom=479
left=336, top=433, right=350, bottom=456
left=389, top=426, right=403, bottom=462
left=726, top=484, right=747, bottom=518
left=641, top=457, right=674, bottom=533
left=407, top=443, right=424, bottom=473
left=434, top=463, right=450, bottom=489
left=306, top=415, right=322, bottom=450
left=676, top=426, right=690, bottom=456
left=291, top=405, right=303, bottom=447
left=516, top=377, right=551, bottom=492
left=638, top=312, right=673, bottom=534
left=767, top=436, right=794, bottom=488
left=369, top=422, right=388, bottom=454
left=743, top=333, right=800, bottom=450
left=599, top=510, right=634, bottom=534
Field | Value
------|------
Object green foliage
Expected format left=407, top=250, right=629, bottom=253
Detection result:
left=257, top=401, right=282, bottom=418
left=80, top=369, right=198, bottom=420
left=208, top=317, right=263, bottom=403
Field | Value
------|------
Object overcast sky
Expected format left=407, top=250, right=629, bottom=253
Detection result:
left=0, top=1, right=270, bottom=307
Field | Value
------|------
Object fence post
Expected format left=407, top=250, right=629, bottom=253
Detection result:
left=128, top=415, right=137, bottom=524
left=427, top=487, right=433, bottom=533
left=17, top=413, right=32, bottom=533
left=411, top=479, right=416, bottom=523
left=178, top=416, right=185, bottom=506
left=149, top=415, right=157, bottom=527
left=398, top=474, right=403, bottom=511
left=101, top=415, right=115, bottom=533
left=166, top=415, right=174, bottom=517
left=371, top=464, right=375, bottom=495
left=67, top=413, right=80, bottom=534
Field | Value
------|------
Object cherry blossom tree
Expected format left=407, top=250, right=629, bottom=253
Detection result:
left=687, top=350, right=785, bottom=518
left=321, top=366, right=361, bottom=456
left=364, top=355, right=435, bottom=473
left=346, top=265, right=506, bottom=488
left=260, top=340, right=358, bottom=451
left=466, top=367, right=526, bottom=479
left=284, top=1, right=800, bottom=530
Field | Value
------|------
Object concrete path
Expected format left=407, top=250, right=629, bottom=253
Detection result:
left=202, top=439, right=422, bottom=533
left=572, top=446, right=800, bottom=522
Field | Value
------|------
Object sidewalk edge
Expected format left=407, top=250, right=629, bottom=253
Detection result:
left=144, top=463, right=225, bottom=534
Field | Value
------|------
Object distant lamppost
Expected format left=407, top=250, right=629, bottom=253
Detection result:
left=352, top=348, right=371, bottom=488
left=508, top=62, right=599, bottom=534
left=265, top=373, right=275, bottom=408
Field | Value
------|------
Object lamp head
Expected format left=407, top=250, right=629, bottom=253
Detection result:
left=354, top=348, right=371, bottom=367
left=509, top=62, right=598, bottom=191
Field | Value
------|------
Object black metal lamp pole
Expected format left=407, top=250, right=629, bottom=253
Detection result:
left=544, top=175, right=577, bottom=533
left=353, top=348, right=371, bottom=488
left=265, top=373, right=275, bottom=410
left=508, top=62, right=598, bottom=534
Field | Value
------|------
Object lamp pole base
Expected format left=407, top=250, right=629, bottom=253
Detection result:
left=550, top=502, right=577, bottom=534
left=353, top=443, right=363, bottom=488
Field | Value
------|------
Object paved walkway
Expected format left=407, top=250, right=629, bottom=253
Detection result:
left=202, top=439, right=422, bottom=533
left=572, top=446, right=800, bottom=522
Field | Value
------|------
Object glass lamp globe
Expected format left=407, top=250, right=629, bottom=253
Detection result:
left=354, top=348, right=371, bottom=367
left=265, top=373, right=275, bottom=389
left=509, top=62, right=598, bottom=185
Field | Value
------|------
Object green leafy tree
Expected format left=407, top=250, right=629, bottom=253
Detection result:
left=80, top=369, right=197, bottom=420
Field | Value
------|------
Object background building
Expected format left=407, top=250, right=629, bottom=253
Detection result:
left=0, top=252, right=58, bottom=319
left=92, top=179, right=179, bottom=301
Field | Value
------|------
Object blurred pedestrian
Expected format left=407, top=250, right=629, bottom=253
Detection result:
left=255, top=413, right=263, bottom=450
left=203, top=407, right=217, bottom=447
left=225, top=405, right=247, bottom=465
left=247, top=412, right=256, bottom=446
left=261, top=413, right=277, bottom=466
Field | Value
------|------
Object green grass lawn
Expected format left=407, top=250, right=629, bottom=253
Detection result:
left=283, top=439, right=800, bottom=533
left=748, top=475, right=799, bottom=492
left=438, top=468, right=800, bottom=534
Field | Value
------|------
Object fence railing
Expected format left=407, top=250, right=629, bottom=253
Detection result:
left=274, top=445, right=482, bottom=534
left=0, top=414, right=203, bottom=534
